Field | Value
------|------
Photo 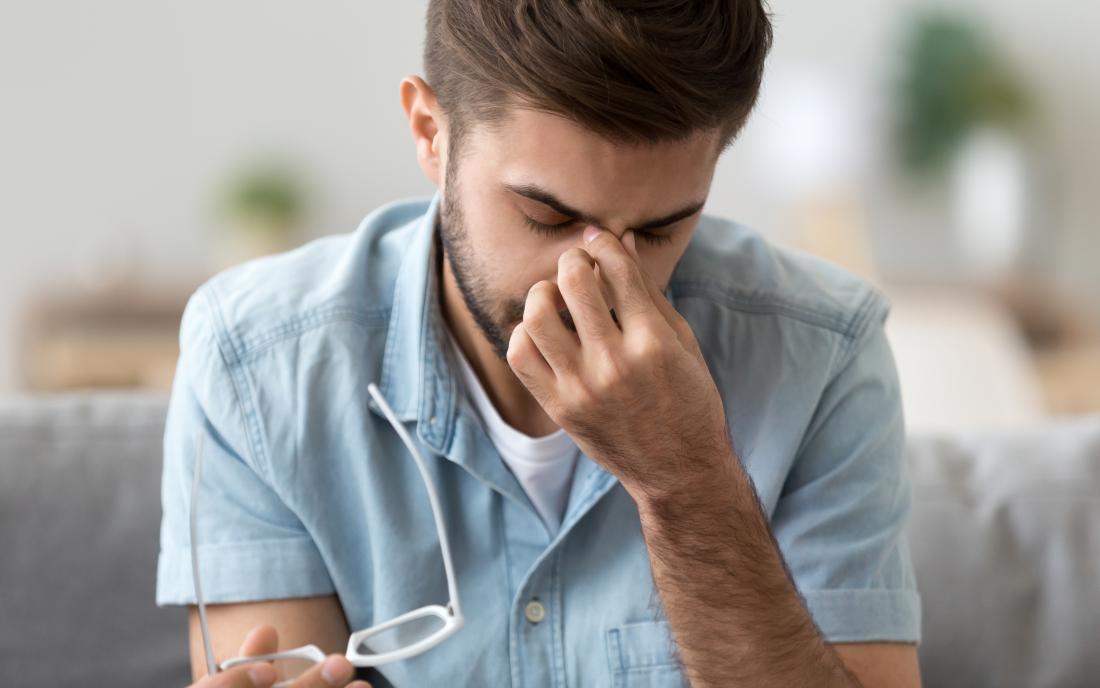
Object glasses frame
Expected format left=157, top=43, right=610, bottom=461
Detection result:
left=190, top=382, right=464, bottom=686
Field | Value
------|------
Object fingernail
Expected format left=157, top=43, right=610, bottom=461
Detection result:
left=321, top=655, right=354, bottom=685
left=583, top=225, right=601, bottom=244
left=248, top=663, right=277, bottom=686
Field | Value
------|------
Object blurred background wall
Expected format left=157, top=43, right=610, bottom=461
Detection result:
left=1, top=0, right=1097, bottom=430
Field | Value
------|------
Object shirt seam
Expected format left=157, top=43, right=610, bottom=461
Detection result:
left=788, top=286, right=887, bottom=463
left=833, top=286, right=885, bottom=370
left=234, top=306, right=391, bottom=364
left=667, top=279, right=878, bottom=340
left=195, top=284, right=275, bottom=483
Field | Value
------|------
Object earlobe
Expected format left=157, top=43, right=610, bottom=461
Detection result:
left=399, top=75, right=445, bottom=185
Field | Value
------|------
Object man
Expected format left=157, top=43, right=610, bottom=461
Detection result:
left=158, top=1, right=922, bottom=686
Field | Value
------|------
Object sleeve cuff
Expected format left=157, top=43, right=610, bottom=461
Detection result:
left=802, top=588, right=922, bottom=644
left=155, top=538, right=336, bottom=607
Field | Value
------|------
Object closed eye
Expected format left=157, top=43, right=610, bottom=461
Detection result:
left=521, top=215, right=674, bottom=246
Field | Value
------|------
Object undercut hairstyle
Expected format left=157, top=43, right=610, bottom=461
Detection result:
left=424, top=0, right=774, bottom=162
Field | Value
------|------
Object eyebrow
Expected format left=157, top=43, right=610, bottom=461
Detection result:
left=504, top=182, right=706, bottom=232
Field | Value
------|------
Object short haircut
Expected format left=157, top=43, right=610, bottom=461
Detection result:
left=424, top=0, right=773, bottom=161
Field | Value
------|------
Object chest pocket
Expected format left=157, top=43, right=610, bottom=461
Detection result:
left=606, top=620, right=688, bottom=687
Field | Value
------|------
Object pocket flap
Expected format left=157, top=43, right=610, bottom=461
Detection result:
left=606, top=619, right=680, bottom=671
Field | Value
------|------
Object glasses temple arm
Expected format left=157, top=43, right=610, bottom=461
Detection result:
left=368, top=383, right=463, bottom=620
left=190, top=431, right=219, bottom=677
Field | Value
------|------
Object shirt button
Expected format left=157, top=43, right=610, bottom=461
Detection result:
left=524, top=599, right=546, bottom=624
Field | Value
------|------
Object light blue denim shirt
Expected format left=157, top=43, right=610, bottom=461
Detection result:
left=157, top=190, right=921, bottom=686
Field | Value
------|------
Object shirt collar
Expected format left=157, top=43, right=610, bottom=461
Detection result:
left=367, top=189, right=458, bottom=456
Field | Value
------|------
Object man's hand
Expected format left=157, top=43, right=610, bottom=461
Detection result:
left=189, top=624, right=372, bottom=688
left=506, top=226, right=731, bottom=503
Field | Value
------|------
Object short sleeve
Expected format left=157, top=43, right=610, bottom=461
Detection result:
left=155, top=287, right=335, bottom=606
left=771, top=294, right=922, bottom=644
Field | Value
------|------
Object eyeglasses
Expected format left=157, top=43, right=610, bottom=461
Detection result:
left=190, top=382, right=464, bottom=687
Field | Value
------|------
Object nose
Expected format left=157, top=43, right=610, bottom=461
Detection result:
left=579, top=224, right=629, bottom=244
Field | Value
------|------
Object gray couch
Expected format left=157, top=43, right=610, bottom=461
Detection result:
left=1, top=391, right=1098, bottom=687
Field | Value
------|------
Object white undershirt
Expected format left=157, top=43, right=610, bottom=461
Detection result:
left=445, top=327, right=579, bottom=536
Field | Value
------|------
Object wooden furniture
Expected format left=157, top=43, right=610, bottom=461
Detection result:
left=21, top=283, right=194, bottom=392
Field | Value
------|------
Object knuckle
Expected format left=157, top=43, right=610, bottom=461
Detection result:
left=523, top=299, right=558, bottom=332
left=564, top=385, right=597, bottom=418
left=523, top=284, right=556, bottom=322
left=557, top=261, right=592, bottom=291
left=559, top=246, right=590, bottom=266
left=593, top=348, right=626, bottom=383
left=506, top=325, right=527, bottom=356
left=525, top=279, right=552, bottom=301
left=523, top=296, right=554, bottom=323
left=591, top=368, right=619, bottom=396
left=628, top=332, right=663, bottom=360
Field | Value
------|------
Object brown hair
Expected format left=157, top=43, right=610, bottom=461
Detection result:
left=424, top=0, right=773, bottom=161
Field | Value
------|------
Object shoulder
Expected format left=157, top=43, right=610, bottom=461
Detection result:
left=180, top=195, right=430, bottom=366
left=671, top=212, right=890, bottom=346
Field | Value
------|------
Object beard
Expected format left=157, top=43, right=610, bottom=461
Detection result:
left=437, top=161, right=581, bottom=364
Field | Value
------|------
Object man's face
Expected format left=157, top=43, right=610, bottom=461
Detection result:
left=439, top=106, right=719, bottom=362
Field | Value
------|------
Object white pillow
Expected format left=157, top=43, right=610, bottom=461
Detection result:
left=905, top=414, right=1100, bottom=687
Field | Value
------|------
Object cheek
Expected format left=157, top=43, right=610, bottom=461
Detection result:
left=468, top=236, right=552, bottom=302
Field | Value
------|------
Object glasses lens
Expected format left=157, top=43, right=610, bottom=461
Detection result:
left=267, top=656, right=317, bottom=683
left=355, top=613, right=448, bottom=655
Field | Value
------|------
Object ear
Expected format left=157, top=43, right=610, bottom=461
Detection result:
left=400, top=74, right=446, bottom=186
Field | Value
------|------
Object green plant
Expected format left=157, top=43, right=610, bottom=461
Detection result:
left=220, top=159, right=306, bottom=238
left=895, top=13, right=1032, bottom=176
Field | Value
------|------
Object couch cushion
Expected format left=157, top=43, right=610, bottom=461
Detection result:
left=3, top=390, right=1097, bottom=687
left=906, top=414, right=1100, bottom=688
left=0, top=391, right=189, bottom=686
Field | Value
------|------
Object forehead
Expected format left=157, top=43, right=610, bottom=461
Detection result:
left=465, top=106, right=718, bottom=218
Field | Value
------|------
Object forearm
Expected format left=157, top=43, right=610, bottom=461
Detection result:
left=629, top=450, right=862, bottom=688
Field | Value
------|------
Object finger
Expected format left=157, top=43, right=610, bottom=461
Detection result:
left=234, top=625, right=281, bottom=681
left=582, top=226, right=655, bottom=328
left=506, top=322, right=555, bottom=394
left=556, top=247, right=620, bottom=345
left=521, top=280, right=580, bottom=376
left=239, top=625, right=279, bottom=658
left=194, top=662, right=278, bottom=688
left=288, top=653, right=355, bottom=687
left=622, top=231, right=692, bottom=339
